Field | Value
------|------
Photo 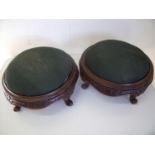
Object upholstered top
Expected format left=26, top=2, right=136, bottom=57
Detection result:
left=4, top=47, right=73, bottom=96
left=85, top=40, right=150, bottom=84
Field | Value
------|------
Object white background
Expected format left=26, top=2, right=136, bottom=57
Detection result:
left=0, top=19, right=155, bottom=134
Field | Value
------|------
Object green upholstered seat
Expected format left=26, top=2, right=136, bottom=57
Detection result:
left=85, top=40, right=150, bottom=84
left=4, top=47, right=73, bottom=96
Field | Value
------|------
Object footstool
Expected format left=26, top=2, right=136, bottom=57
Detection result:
left=2, top=47, right=79, bottom=111
left=79, top=40, right=154, bottom=103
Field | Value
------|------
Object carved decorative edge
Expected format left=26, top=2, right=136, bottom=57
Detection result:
left=79, top=47, right=154, bottom=103
left=2, top=61, right=79, bottom=111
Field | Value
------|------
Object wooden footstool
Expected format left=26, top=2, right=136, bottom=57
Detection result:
left=79, top=40, right=153, bottom=103
left=2, top=47, right=79, bottom=111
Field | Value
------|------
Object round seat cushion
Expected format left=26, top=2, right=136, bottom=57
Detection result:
left=85, top=40, right=150, bottom=84
left=4, top=47, right=73, bottom=96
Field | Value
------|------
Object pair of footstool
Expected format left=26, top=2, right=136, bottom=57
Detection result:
left=2, top=40, right=154, bottom=111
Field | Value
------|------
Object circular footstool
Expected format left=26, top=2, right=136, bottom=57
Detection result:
left=79, top=40, right=154, bottom=104
left=2, top=47, right=79, bottom=111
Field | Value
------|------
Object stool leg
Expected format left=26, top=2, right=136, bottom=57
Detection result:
left=64, top=99, right=73, bottom=106
left=14, top=105, right=21, bottom=112
left=64, top=95, right=73, bottom=106
left=129, top=94, right=138, bottom=104
left=81, top=82, right=89, bottom=89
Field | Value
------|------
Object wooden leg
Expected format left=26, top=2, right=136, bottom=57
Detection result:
left=129, top=94, right=138, bottom=104
left=81, top=82, right=89, bottom=89
left=66, top=100, right=73, bottom=106
left=64, top=98, right=73, bottom=106
left=14, top=105, right=21, bottom=112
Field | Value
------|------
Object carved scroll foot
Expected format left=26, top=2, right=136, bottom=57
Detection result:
left=81, top=82, right=89, bottom=89
left=14, top=105, right=21, bottom=112
left=130, top=95, right=138, bottom=104
left=64, top=98, right=73, bottom=106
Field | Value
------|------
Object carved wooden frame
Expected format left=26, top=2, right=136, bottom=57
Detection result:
left=79, top=48, right=154, bottom=104
left=2, top=62, right=79, bottom=112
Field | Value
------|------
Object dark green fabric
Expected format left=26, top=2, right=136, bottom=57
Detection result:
left=4, top=47, right=73, bottom=96
left=85, top=40, right=150, bottom=84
